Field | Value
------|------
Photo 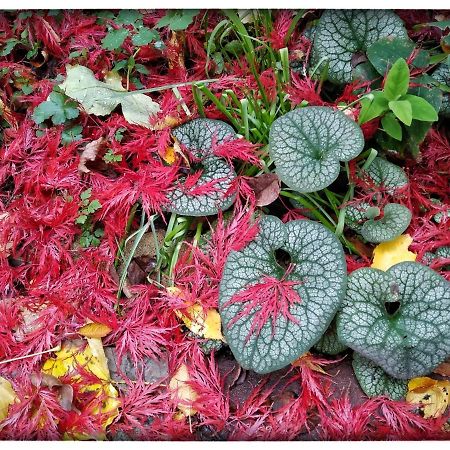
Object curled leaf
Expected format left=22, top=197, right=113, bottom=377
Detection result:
left=78, top=137, right=105, bottom=174
left=246, top=173, right=281, bottom=207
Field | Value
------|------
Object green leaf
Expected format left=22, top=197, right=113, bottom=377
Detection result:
left=367, top=37, right=429, bottom=76
left=431, top=63, right=450, bottom=116
left=312, top=10, right=407, bottom=84
left=384, top=58, right=410, bottom=101
left=269, top=106, right=364, bottom=193
left=80, top=188, right=92, bottom=201
left=156, top=10, right=199, bottom=31
left=116, top=10, right=142, bottom=25
left=101, top=28, right=129, bottom=51
left=358, top=92, right=389, bottom=124
left=61, top=124, right=83, bottom=145
left=0, top=39, right=19, bottom=57
left=381, top=112, right=402, bottom=140
left=352, top=353, right=408, bottom=400
left=314, top=320, right=348, bottom=355
left=364, top=157, right=408, bottom=193
left=388, top=100, right=412, bottom=125
left=337, top=262, right=450, bottom=379
left=361, top=203, right=412, bottom=243
left=75, top=215, right=88, bottom=225
left=32, top=91, right=79, bottom=126
left=132, top=27, right=159, bottom=46
left=219, top=216, right=347, bottom=374
left=87, top=199, right=102, bottom=214
left=59, top=65, right=160, bottom=128
left=402, top=94, right=439, bottom=122
left=165, top=119, right=237, bottom=216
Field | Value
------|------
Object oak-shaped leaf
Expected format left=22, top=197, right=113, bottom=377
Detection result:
left=352, top=352, right=408, bottom=400
left=337, top=262, right=450, bottom=379
left=312, top=10, right=408, bottom=84
left=219, top=215, right=347, bottom=374
left=165, top=118, right=237, bottom=216
left=269, top=107, right=364, bottom=193
left=59, top=65, right=160, bottom=128
left=346, top=202, right=412, bottom=243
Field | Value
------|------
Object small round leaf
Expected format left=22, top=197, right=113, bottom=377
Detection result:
left=166, top=119, right=237, bottom=216
left=337, top=262, right=450, bottom=379
left=269, top=107, right=364, bottom=193
left=352, top=353, right=408, bottom=400
left=312, top=10, right=408, bottom=84
left=219, top=215, right=347, bottom=374
left=360, top=203, right=412, bottom=243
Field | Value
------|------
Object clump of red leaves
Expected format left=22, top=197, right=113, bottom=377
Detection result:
left=224, top=266, right=302, bottom=341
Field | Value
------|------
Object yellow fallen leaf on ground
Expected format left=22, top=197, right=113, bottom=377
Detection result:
left=168, top=287, right=224, bottom=341
left=0, top=376, right=17, bottom=421
left=42, top=339, right=120, bottom=439
left=406, top=376, right=450, bottom=418
left=371, top=234, right=417, bottom=271
left=78, top=322, right=112, bottom=339
left=169, top=364, right=198, bottom=417
left=175, top=304, right=224, bottom=341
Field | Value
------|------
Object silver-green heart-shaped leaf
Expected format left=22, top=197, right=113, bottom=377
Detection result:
left=337, top=262, right=450, bottom=379
left=314, top=320, right=348, bottom=355
left=312, top=10, right=408, bottom=84
left=431, top=63, right=450, bottom=117
left=165, top=119, right=237, bottom=216
left=219, top=215, right=347, bottom=374
left=360, top=203, right=411, bottom=243
left=269, top=107, right=364, bottom=193
left=352, top=353, right=408, bottom=400
left=365, top=157, right=408, bottom=193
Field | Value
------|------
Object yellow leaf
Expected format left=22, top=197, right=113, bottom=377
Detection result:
left=0, top=376, right=17, bottom=421
left=78, top=322, right=112, bottom=339
left=169, top=364, right=198, bottom=417
left=175, top=304, right=224, bottom=341
left=42, top=339, right=119, bottom=438
left=406, top=376, right=450, bottom=419
left=163, top=147, right=177, bottom=165
left=371, top=234, right=417, bottom=271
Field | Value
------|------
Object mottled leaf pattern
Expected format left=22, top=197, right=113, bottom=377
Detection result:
left=432, top=64, right=450, bottom=117
left=314, top=320, right=348, bottom=355
left=312, top=10, right=407, bottom=84
left=219, top=216, right=347, bottom=374
left=269, top=107, right=364, bottom=193
left=166, top=119, right=237, bottom=216
left=360, top=203, right=412, bottom=243
left=365, top=157, right=409, bottom=193
left=352, top=353, right=408, bottom=400
left=337, top=262, right=450, bottom=379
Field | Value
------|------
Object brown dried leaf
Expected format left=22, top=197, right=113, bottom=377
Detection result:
left=433, top=359, right=450, bottom=377
left=246, top=173, right=281, bottom=207
left=78, top=137, right=105, bottom=174
left=78, top=322, right=112, bottom=339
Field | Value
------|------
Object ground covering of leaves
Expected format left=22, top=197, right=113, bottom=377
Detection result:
left=0, top=9, right=449, bottom=440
